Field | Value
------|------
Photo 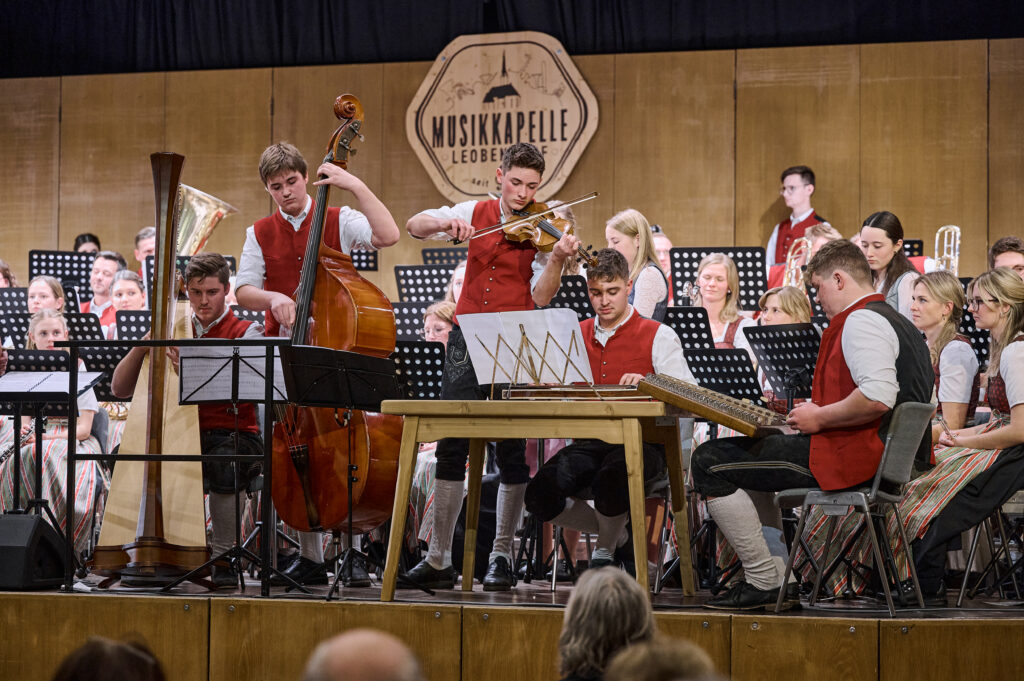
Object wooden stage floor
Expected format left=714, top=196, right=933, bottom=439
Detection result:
left=3, top=573, right=1024, bottom=681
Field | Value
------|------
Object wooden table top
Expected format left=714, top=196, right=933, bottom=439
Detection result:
left=380, top=399, right=669, bottom=419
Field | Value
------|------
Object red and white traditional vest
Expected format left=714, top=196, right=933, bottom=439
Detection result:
left=580, top=312, right=661, bottom=384
left=454, top=199, right=537, bottom=324
left=195, top=308, right=260, bottom=434
left=253, top=203, right=342, bottom=337
left=988, top=336, right=1024, bottom=415
left=773, top=212, right=827, bottom=266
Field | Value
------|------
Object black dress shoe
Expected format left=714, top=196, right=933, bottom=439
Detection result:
left=341, top=554, right=371, bottom=588
left=482, top=556, right=516, bottom=591
left=704, top=581, right=800, bottom=611
left=892, top=578, right=947, bottom=607
left=211, top=564, right=239, bottom=590
left=403, top=560, right=456, bottom=589
left=270, top=556, right=327, bottom=586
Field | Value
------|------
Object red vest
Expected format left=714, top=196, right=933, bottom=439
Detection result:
left=580, top=312, right=660, bottom=384
left=773, top=212, right=827, bottom=265
left=766, top=264, right=785, bottom=290
left=454, top=199, right=537, bottom=324
left=82, top=299, right=116, bottom=329
left=714, top=319, right=742, bottom=350
left=809, top=294, right=887, bottom=490
left=195, top=309, right=260, bottom=433
left=253, top=203, right=342, bottom=337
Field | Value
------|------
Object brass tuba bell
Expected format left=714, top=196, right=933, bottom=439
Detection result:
left=175, top=184, right=238, bottom=256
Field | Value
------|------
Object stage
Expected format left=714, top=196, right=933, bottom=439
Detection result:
left=3, top=576, right=1024, bottom=681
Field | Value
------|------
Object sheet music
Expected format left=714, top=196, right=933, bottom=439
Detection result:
left=459, top=308, right=593, bottom=385
left=178, top=346, right=287, bottom=404
left=0, top=370, right=104, bottom=397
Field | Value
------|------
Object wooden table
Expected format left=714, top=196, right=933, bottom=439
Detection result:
left=379, top=399, right=695, bottom=600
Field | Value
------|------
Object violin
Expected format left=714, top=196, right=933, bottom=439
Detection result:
left=457, top=191, right=599, bottom=266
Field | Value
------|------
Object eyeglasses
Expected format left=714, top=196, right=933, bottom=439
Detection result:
left=968, top=297, right=999, bottom=310
left=418, top=325, right=450, bottom=339
left=779, top=184, right=809, bottom=196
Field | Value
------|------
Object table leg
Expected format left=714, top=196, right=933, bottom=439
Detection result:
left=663, top=421, right=695, bottom=596
left=381, top=416, right=420, bottom=602
left=461, top=438, right=486, bottom=591
left=622, top=418, right=649, bottom=593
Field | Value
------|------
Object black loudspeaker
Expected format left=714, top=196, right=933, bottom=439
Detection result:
left=0, top=514, right=66, bottom=590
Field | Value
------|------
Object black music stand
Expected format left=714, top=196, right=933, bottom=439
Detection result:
left=0, top=350, right=103, bottom=577
left=0, top=287, right=27, bottom=318
left=663, top=307, right=714, bottom=351
left=421, top=247, right=468, bottom=266
left=29, top=250, right=96, bottom=303
left=743, top=323, right=819, bottom=412
left=542, top=275, right=594, bottom=321
left=229, top=305, right=264, bottom=325
left=115, top=310, right=151, bottom=341
left=669, top=247, right=766, bottom=311
left=1, top=313, right=102, bottom=354
left=393, top=302, right=429, bottom=341
left=279, top=345, right=405, bottom=600
left=160, top=344, right=293, bottom=593
left=394, top=340, right=445, bottom=399
left=350, top=250, right=378, bottom=271
left=395, top=264, right=455, bottom=303
left=903, top=240, right=924, bottom=257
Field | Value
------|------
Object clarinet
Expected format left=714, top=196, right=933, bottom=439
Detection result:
left=0, top=418, right=36, bottom=465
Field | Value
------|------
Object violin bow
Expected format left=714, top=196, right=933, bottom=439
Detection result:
left=452, top=191, right=599, bottom=244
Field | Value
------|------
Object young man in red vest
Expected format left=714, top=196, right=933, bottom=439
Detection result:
left=234, top=142, right=401, bottom=586
left=765, top=166, right=830, bottom=271
left=524, top=248, right=694, bottom=571
left=81, top=251, right=127, bottom=337
left=112, top=253, right=265, bottom=589
left=692, top=239, right=933, bottom=610
left=404, top=142, right=579, bottom=591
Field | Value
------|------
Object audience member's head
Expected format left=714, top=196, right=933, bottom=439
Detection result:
left=51, top=637, right=166, bottom=681
left=301, top=629, right=424, bottom=681
left=27, top=275, right=66, bottom=314
left=604, top=635, right=716, bottom=681
left=694, top=253, right=741, bottom=323
left=445, top=260, right=467, bottom=304
left=558, top=567, right=655, bottom=681
left=0, top=258, right=18, bottom=287
left=111, top=270, right=147, bottom=312
left=989, top=236, right=1024, bottom=277
left=758, top=285, right=811, bottom=325
left=422, top=300, right=456, bottom=347
left=73, top=233, right=101, bottom=254
left=134, top=226, right=157, bottom=267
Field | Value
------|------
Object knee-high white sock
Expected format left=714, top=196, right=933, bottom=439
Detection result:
left=592, top=511, right=628, bottom=562
left=707, top=490, right=780, bottom=590
left=489, top=482, right=527, bottom=564
left=208, top=492, right=237, bottom=558
left=426, top=479, right=464, bottom=570
left=551, top=498, right=599, bottom=535
left=298, top=531, right=324, bottom=563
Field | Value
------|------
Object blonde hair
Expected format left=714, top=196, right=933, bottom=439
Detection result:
left=557, top=568, right=656, bottom=679
left=27, top=275, right=66, bottom=313
left=912, top=271, right=966, bottom=364
left=605, top=635, right=716, bottom=681
left=26, top=308, right=68, bottom=349
left=694, top=253, right=741, bottom=323
left=444, top=260, right=467, bottom=303
left=969, top=268, right=1024, bottom=378
left=606, top=208, right=659, bottom=284
left=423, top=300, right=456, bottom=325
left=807, top=223, right=843, bottom=241
left=758, top=285, right=812, bottom=324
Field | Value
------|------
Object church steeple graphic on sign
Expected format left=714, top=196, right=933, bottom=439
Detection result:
left=483, top=52, right=521, bottom=104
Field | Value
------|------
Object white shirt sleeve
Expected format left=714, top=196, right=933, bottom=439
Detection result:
left=895, top=272, right=917, bottom=320
left=417, top=200, right=477, bottom=229
left=235, top=226, right=265, bottom=291
left=241, top=322, right=266, bottom=339
left=337, top=206, right=376, bottom=254
left=937, top=339, right=979, bottom=405
left=633, top=265, right=668, bottom=318
left=1001, top=342, right=1024, bottom=408
left=653, top=324, right=696, bottom=383
left=842, top=309, right=900, bottom=407
left=78, top=388, right=98, bottom=414
left=733, top=317, right=757, bottom=365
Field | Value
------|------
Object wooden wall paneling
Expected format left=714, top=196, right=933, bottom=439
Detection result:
left=860, top=41, right=989, bottom=277
left=380, top=61, right=441, bottom=299
left=209, top=599, right=462, bottom=681
left=988, top=39, right=1024, bottom=251
left=461, top=606, right=564, bottom=681
left=612, top=51, right=735, bottom=249
left=730, top=615, right=877, bottom=681
left=880, top=619, right=1024, bottom=681
left=736, top=45, right=861, bottom=248
left=551, top=54, right=616, bottom=255
left=0, top=593, right=208, bottom=681
left=165, top=68, right=273, bottom=267
left=0, top=77, right=60, bottom=284
left=59, top=72, right=166, bottom=269
left=655, top=612, right=732, bottom=676
left=271, top=63, right=387, bottom=292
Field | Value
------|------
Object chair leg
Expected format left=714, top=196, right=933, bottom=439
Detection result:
left=891, top=504, right=925, bottom=608
left=775, top=503, right=810, bottom=613
left=810, top=513, right=838, bottom=608
left=957, top=517, right=986, bottom=607
left=863, top=504, right=896, bottom=617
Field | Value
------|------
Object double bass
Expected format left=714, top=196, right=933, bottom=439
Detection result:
left=270, top=94, right=403, bottom=534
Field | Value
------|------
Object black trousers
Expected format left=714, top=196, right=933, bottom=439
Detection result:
left=434, top=326, right=528, bottom=485
left=200, top=429, right=263, bottom=494
left=690, top=434, right=820, bottom=498
left=524, top=439, right=666, bottom=518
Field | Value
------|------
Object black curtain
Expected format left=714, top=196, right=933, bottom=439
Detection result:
left=2, top=0, right=1022, bottom=79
